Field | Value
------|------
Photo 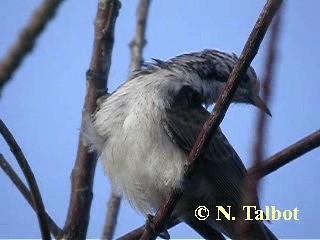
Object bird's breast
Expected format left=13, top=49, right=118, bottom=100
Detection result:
left=98, top=90, right=186, bottom=214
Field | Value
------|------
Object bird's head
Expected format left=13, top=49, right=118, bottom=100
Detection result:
left=143, top=49, right=271, bottom=116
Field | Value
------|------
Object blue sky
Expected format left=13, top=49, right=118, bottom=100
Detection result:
left=0, top=0, right=319, bottom=239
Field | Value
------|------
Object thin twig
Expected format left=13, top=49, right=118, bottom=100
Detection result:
left=120, top=129, right=320, bottom=239
left=0, top=119, right=51, bottom=239
left=0, top=0, right=65, bottom=93
left=103, top=1, right=151, bottom=239
left=252, top=129, right=320, bottom=177
left=129, top=0, right=152, bottom=72
left=238, top=5, right=283, bottom=239
left=0, top=154, right=63, bottom=238
left=63, top=1, right=121, bottom=239
left=103, top=192, right=122, bottom=240
left=140, top=0, right=283, bottom=239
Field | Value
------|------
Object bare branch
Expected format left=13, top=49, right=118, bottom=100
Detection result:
left=118, top=226, right=146, bottom=240
left=103, top=1, right=151, bottom=239
left=0, top=0, right=65, bottom=93
left=238, top=5, right=283, bottom=239
left=103, top=192, right=122, bottom=240
left=63, top=1, right=121, bottom=239
left=252, top=129, right=320, bottom=177
left=0, top=154, right=63, bottom=238
left=118, top=219, right=178, bottom=240
left=129, top=0, right=152, bottom=72
left=140, top=0, right=283, bottom=239
left=0, top=119, right=51, bottom=239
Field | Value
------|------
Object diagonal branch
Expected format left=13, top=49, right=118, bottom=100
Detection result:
left=103, top=1, right=151, bottom=239
left=62, top=1, right=121, bottom=239
left=251, top=129, right=320, bottom=177
left=120, top=130, right=320, bottom=240
left=0, top=0, right=65, bottom=93
left=0, top=154, right=63, bottom=239
left=238, top=5, right=283, bottom=239
left=0, top=119, right=51, bottom=239
left=140, top=0, right=283, bottom=239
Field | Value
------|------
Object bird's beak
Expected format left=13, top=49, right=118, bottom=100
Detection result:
left=250, top=95, right=272, bottom=117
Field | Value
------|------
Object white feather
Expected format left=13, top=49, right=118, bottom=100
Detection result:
left=82, top=63, right=228, bottom=214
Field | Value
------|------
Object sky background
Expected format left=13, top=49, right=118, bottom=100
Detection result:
left=0, top=0, right=319, bottom=239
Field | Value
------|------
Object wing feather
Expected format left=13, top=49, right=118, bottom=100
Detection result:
left=162, top=86, right=247, bottom=208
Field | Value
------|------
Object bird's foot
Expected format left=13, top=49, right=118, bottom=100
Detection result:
left=145, top=214, right=170, bottom=240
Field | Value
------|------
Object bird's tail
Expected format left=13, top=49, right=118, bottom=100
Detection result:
left=240, top=221, right=278, bottom=240
left=263, top=223, right=278, bottom=240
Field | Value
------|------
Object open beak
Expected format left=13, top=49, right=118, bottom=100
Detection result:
left=250, top=95, right=272, bottom=117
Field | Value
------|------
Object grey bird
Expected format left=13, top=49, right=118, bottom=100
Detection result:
left=83, top=49, right=277, bottom=239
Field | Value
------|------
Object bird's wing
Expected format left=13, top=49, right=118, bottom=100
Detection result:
left=161, top=86, right=277, bottom=240
left=162, top=86, right=247, bottom=207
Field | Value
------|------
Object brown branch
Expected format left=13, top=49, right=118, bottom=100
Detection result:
left=122, top=130, right=319, bottom=240
left=0, top=0, right=65, bottom=93
left=238, top=5, right=283, bottom=239
left=63, top=1, right=121, bottom=239
left=102, top=192, right=122, bottom=240
left=251, top=129, right=320, bottom=177
left=102, top=1, right=151, bottom=239
left=0, top=154, right=63, bottom=239
left=118, top=219, right=178, bottom=240
left=118, top=226, right=146, bottom=240
left=0, top=119, right=51, bottom=239
left=129, top=0, right=152, bottom=72
left=119, top=219, right=225, bottom=240
left=140, top=0, right=283, bottom=239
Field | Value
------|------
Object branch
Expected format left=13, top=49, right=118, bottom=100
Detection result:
left=0, top=0, right=65, bottom=93
left=140, top=0, right=283, bottom=239
left=102, top=192, right=121, bottom=240
left=0, top=119, right=51, bottom=239
left=0, top=154, right=63, bottom=238
left=63, top=1, right=121, bottom=239
left=129, top=0, right=152, bottom=72
left=238, top=5, right=283, bottom=239
left=118, top=219, right=178, bottom=240
left=251, top=130, right=320, bottom=177
left=103, top=0, right=151, bottom=239
left=118, top=226, right=147, bottom=240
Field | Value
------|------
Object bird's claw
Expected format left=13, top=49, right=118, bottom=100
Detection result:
left=145, top=214, right=170, bottom=240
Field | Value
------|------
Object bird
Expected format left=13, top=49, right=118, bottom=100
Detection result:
left=82, top=49, right=277, bottom=239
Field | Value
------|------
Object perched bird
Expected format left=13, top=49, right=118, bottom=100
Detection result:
left=83, top=49, right=276, bottom=239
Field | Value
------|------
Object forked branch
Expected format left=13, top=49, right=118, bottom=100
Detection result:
left=0, top=119, right=51, bottom=239
left=63, top=1, right=121, bottom=239
left=0, top=154, right=63, bottom=238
